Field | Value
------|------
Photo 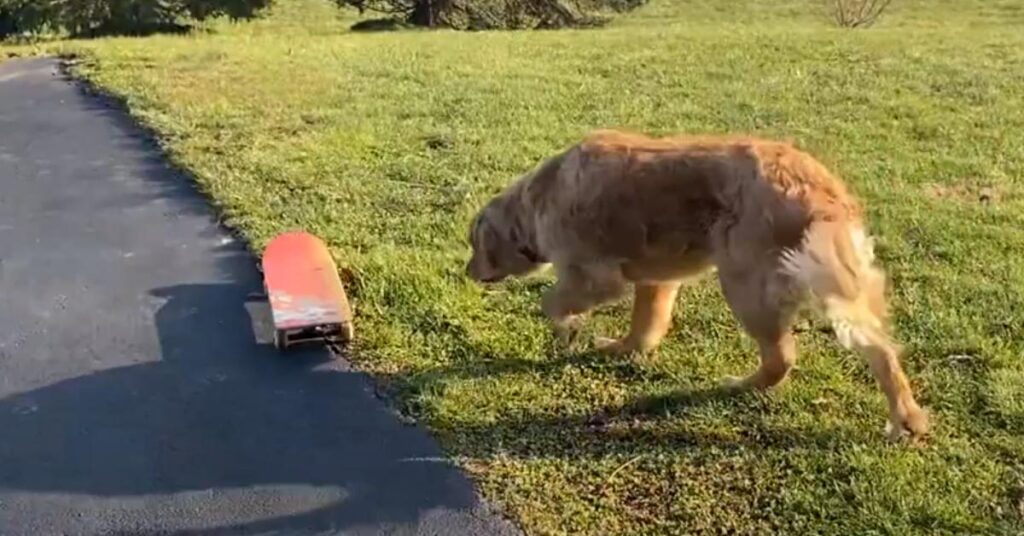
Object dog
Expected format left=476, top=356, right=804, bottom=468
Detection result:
left=465, top=129, right=929, bottom=440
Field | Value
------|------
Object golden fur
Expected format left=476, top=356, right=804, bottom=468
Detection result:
left=466, top=129, right=928, bottom=440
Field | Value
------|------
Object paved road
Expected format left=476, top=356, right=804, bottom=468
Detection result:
left=0, top=58, right=518, bottom=536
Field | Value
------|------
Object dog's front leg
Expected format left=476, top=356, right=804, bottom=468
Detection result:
left=596, top=282, right=681, bottom=355
left=541, top=284, right=584, bottom=345
left=542, top=263, right=627, bottom=344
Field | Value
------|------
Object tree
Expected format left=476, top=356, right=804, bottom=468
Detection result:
left=0, top=0, right=272, bottom=39
left=338, top=0, right=647, bottom=31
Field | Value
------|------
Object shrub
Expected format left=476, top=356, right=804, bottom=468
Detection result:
left=826, top=0, right=893, bottom=28
left=1, top=0, right=51, bottom=38
left=337, top=0, right=648, bottom=30
left=0, top=0, right=272, bottom=38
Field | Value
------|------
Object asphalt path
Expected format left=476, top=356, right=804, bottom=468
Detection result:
left=0, top=57, right=518, bottom=536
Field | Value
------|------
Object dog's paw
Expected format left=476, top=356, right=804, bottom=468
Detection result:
left=551, top=316, right=584, bottom=350
left=885, top=406, right=930, bottom=442
left=720, top=375, right=752, bottom=392
left=594, top=336, right=633, bottom=355
left=553, top=316, right=581, bottom=338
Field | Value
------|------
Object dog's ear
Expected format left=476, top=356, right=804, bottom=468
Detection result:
left=477, top=213, right=501, bottom=268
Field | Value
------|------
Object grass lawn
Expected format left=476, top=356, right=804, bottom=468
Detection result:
left=9, top=0, right=1024, bottom=532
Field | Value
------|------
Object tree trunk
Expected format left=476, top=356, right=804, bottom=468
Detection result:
left=410, top=0, right=434, bottom=26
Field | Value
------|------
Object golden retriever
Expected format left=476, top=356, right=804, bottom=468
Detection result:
left=465, top=129, right=929, bottom=440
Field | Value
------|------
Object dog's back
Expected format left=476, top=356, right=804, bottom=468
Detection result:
left=531, top=131, right=861, bottom=266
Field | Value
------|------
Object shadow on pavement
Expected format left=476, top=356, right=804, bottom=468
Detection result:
left=0, top=278, right=488, bottom=533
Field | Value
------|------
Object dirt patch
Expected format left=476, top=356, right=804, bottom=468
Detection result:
left=924, top=181, right=1011, bottom=205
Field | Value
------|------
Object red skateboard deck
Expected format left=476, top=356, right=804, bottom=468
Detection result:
left=262, top=231, right=354, bottom=351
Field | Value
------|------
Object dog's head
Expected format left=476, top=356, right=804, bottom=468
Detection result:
left=466, top=197, right=544, bottom=284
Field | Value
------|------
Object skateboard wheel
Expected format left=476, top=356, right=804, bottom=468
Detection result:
left=273, top=330, right=289, bottom=351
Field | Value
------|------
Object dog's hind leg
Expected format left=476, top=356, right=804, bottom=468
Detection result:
left=717, top=267, right=801, bottom=390
left=597, top=282, right=681, bottom=355
left=779, top=220, right=929, bottom=439
left=845, top=328, right=928, bottom=440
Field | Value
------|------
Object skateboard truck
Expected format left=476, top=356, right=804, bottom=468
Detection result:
left=261, top=231, right=354, bottom=352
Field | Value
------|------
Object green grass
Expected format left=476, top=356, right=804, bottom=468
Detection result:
left=9, top=0, right=1024, bottom=532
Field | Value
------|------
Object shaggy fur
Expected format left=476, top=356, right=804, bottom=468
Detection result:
left=466, top=129, right=928, bottom=440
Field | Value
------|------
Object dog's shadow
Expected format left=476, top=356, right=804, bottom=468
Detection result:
left=379, top=305, right=863, bottom=463
left=443, top=383, right=862, bottom=465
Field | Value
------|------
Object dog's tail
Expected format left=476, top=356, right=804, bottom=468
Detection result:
left=779, top=218, right=929, bottom=438
left=779, top=219, right=888, bottom=346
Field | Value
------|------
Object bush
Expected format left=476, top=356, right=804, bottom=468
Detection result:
left=1, top=0, right=50, bottom=38
left=338, top=0, right=648, bottom=30
left=826, top=0, right=893, bottom=28
left=0, top=0, right=272, bottom=39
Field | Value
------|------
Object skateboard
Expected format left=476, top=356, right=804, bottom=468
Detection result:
left=261, top=231, right=354, bottom=351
